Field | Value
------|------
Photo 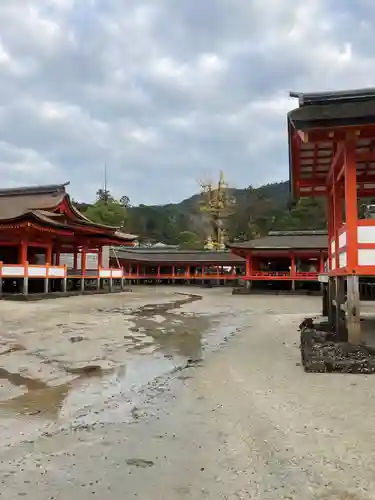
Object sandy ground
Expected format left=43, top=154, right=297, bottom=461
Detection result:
left=1, top=288, right=375, bottom=499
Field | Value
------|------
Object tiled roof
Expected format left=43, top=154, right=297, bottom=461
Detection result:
left=110, top=248, right=244, bottom=263
left=227, top=230, right=328, bottom=250
left=0, top=183, right=68, bottom=220
left=0, top=182, right=137, bottom=242
left=288, top=87, right=375, bottom=200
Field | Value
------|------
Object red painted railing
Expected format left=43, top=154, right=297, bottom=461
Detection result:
left=242, top=271, right=319, bottom=281
left=122, top=273, right=239, bottom=280
left=122, top=271, right=320, bottom=281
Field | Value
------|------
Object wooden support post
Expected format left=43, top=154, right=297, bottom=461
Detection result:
left=23, top=278, right=28, bottom=296
left=23, top=262, right=29, bottom=296
left=322, top=283, right=328, bottom=316
left=44, top=273, right=49, bottom=294
left=335, top=276, right=347, bottom=341
left=328, top=277, right=335, bottom=329
left=346, top=275, right=361, bottom=344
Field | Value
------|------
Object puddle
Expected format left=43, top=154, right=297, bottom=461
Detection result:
left=0, top=292, right=240, bottom=442
left=0, top=368, right=47, bottom=391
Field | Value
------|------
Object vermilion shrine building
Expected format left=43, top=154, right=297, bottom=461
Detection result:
left=288, top=87, right=375, bottom=343
left=0, top=183, right=330, bottom=297
left=0, top=183, right=136, bottom=295
left=110, top=248, right=245, bottom=284
left=110, top=231, right=327, bottom=290
left=227, top=230, right=327, bottom=291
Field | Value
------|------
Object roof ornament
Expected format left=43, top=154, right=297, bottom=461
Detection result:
left=198, top=170, right=236, bottom=252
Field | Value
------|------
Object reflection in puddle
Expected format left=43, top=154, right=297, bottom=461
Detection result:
left=0, top=367, right=47, bottom=391
left=0, top=384, right=70, bottom=418
left=0, top=294, right=217, bottom=426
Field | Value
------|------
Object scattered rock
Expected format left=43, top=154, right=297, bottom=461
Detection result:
left=69, top=336, right=85, bottom=343
left=126, top=458, right=154, bottom=468
left=300, top=319, right=375, bottom=374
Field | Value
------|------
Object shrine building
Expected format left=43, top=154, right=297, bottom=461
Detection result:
left=288, top=87, right=375, bottom=343
left=0, top=182, right=136, bottom=296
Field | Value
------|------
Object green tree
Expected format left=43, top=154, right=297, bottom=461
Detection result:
left=96, top=188, right=113, bottom=204
left=178, top=231, right=202, bottom=249
left=120, top=195, right=131, bottom=208
left=84, top=199, right=126, bottom=227
left=84, top=189, right=130, bottom=227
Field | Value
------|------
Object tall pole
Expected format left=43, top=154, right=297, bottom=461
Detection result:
left=104, top=163, right=108, bottom=205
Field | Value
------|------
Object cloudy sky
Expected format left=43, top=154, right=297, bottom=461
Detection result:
left=0, top=1, right=373, bottom=205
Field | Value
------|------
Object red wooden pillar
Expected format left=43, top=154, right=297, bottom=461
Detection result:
left=333, top=178, right=343, bottom=269
left=81, top=246, right=87, bottom=276
left=157, top=265, right=161, bottom=278
left=344, top=137, right=360, bottom=344
left=98, top=247, right=103, bottom=268
left=344, top=139, right=358, bottom=271
left=19, top=240, right=28, bottom=264
left=73, top=248, right=78, bottom=270
left=245, top=253, right=251, bottom=277
left=46, top=244, right=52, bottom=265
left=327, top=191, right=334, bottom=270
left=55, top=246, right=60, bottom=266
left=290, top=252, right=296, bottom=277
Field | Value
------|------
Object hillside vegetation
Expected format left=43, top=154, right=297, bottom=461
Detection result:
left=74, top=181, right=328, bottom=248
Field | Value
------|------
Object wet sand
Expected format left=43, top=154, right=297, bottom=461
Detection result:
left=1, top=288, right=375, bottom=498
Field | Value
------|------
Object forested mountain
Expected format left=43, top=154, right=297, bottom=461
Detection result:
left=74, top=181, right=328, bottom=248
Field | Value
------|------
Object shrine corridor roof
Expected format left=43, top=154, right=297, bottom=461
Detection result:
left=110, top=248, right=244, bottom=264
left=228, top=231, right=328, bottom=251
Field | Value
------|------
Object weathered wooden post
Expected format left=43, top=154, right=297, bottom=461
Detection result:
left=44, top=265, right=49, bottom=294
left=335, top=275, right=346, bottom=341
left=23, top=262, right=29, bottom=296
left=346, top=275, right=361, bottom=344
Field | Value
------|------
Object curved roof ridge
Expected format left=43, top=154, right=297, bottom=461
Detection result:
left=0, top=182, right=69, bottom=197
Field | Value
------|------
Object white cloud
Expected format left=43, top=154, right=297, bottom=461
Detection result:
left=0, top=0, right=374, bottom=204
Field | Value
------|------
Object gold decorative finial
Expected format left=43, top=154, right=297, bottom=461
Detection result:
left=198, top=171, right=236, bottom=251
